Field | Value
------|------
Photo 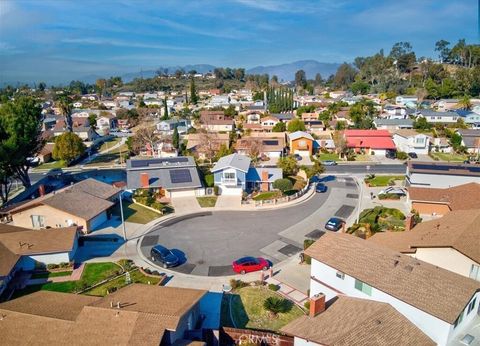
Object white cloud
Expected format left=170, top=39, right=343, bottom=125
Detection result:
left=61, top=38, right=191, bottom=50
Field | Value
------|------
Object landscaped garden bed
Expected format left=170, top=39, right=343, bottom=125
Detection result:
left=347, top=206, right=406, bottom=237
left=196, top=196, right=218, bottom=207
left=364, top=174, right=405, bottom=187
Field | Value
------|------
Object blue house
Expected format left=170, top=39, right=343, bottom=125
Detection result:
left=211, top=154, right=282, bottom=195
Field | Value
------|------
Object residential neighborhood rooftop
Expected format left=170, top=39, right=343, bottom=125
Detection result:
left=408, top=182, right=480, bottom=211
left=305, top=232, right=480, bottom=323
left=407, top=161, right=480, bottom=177
left=211, top=153, right=251, bottom=173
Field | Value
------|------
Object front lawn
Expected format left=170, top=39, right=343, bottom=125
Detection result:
left=111, top=201, right=161, bottom=224
left=252, top=191, right=282, bottom=201
left=229, top=286, right=304, bottom=332
left=430, top=152, right=467, bottom=162
left=12, top=262, right=122, bottom=298
left=35, top=160, right=67, bottom=170
left=196, top=196, right=217, bottom=207
left=347, top=206, right=406, bottom=237
left=99, top=138, right=121, bottom=152
left=318, top=153, right=339, bottom=161
left=364, top=175, right=405, bottom=187
left=84, top=269, right=162, bottom=297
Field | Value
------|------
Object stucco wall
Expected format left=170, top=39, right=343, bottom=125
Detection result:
left=412, top=247, right=479, bottom=280
left=291, top=138, right=313, bottom=154
left=12, top=204, right=88, bottom=231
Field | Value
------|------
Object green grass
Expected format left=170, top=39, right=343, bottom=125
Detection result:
left=30, top=271, right=72, bottom=279
left=196, top=196, right=217, bottom=207
left=35, top=160, right=67, bottom=170
left=84, top=269, right=161, bottom=297
left=347, top=206, right=406, bottom=235
left=354, top=154, right=372, bottom=161
left=364, top=175, right=405, bottom=187
left=253, top=191, right=282, bottom=201
left=229, top=287, right=304, bottom=332
left=86, top=143, right=128, bottom=166
left=430, top=152, right=467, bottom=162
left=318, top=153, right=339, bottom=161
left=12, top=263, right=122, bottom=298
left=99, top=138, right=121, bottom=152
left=111, top=201, right=160, bottom=224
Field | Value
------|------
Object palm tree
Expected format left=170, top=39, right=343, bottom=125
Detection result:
left=457, top=95, right=472, bottom=111
left=263, top=297, right=290, bottom=317
left=58, top=99, right=73, bottom=132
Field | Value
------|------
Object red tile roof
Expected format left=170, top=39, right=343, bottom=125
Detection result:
left=345, top=129, right=396, bottom=149
left=344, top=130, right=392, bottom=137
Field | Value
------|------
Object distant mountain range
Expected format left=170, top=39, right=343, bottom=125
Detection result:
left=246, top=60, right=340, bottom=82
left=45, top=60, right=341, bottom=85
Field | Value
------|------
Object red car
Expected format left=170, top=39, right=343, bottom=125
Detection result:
left=232, top=256, right=270, bottom=274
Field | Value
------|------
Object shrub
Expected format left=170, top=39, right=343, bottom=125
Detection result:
left=268, top=283, right=280, bottom=291
left=378, top=193, right=401, bottom=200
left=272, top=178, right=293, bottom=192
left=304, top=300, right=310, bottom=310
left=47, top=263, right=59, bottom=270
left=396, top=151, right=408, bottom=160
left=303, top=239, right=315, bottom=265
left=213, top=185, right=220, bottom=195
left=59, top=262, right=69, bottom=268
left=204, top=174, right=214, bottom=187
left=263, top=297, right=292, bottom=316
left=230, top=279, right=249, bottom=290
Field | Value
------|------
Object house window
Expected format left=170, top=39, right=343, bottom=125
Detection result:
left=454, top=311, right=464, bottom=328
left=415, top=137, right=424, bottom=144
left=336, top=271, right=345, bottom=279
left=354, top=279, right=372, bottom=296
left=467, top=298, right=477, bottom=315
left=223, top=172, right=235, bottom=180
left=470, top=265, right=480, bottom=281
left=31, top=215, right=45, bottom=228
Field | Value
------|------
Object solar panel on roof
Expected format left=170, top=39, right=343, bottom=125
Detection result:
left=263, top=140, right=279, bottom=146
left=169, top=169, right=192, bottom=184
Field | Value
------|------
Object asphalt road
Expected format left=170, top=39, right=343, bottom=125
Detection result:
left=325, top=163, right=406, bottom=174
left=140, top=178, right=359, bottom=277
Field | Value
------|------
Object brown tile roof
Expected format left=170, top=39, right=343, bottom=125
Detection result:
left=0, top=226, right=77, bottom=256
left=9, top=179, right=117, bottom=221
left=369, top=209, right=480, bottom=264
left=0, top=241, right=20, bottom=277
left=408, top=183, right=480, bottom=211
left=67, top=178, right=120, bottom=200
left=281, top=296, right=434, bottom=346
left=0, top=284, right=206, bottom=345
left=305, top=232, right=480, bottom=323
left=394, top=129, right=425, bottom=138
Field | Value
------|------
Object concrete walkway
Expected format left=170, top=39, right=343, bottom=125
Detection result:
left=215, top=195, right=241, bottom=209
left=27, top=263, right=86, bottom=285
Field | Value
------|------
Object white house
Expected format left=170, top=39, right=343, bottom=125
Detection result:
left=456, top=110, right=480, bottom=127
left=374, top=118, right=414, bottom=131
left=209, top=95, right=230, bottom=107
left=305, top=232, right=480, bottom=346
left=370, top=209, right=480, bottom=281
left=392, top=129, right=430, bottom=155
left=156, top=118, right=191, bottom=135
left=417, top=110, right=459, bottom=124
left=406, top=161, right=480, bottom=188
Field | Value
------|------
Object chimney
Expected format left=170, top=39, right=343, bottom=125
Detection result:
left=261, top=170, right=269, bottom=192
left=38, top=184, right=45, bottom=197
left=405, top=214, right=415, bottom=231
left=309, top=293, right=326, bottom=318
left=140, top=173, right=149, bottom=188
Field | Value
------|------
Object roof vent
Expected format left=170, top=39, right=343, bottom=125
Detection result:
left=404, top=265, right=414, bottom=272
left=392, top=260, right=399, bottom=267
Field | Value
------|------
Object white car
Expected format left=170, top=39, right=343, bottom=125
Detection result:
left=378, top=187, right=406, bottom=196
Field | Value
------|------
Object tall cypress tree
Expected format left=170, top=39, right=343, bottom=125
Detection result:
left=162, top=97, right=169, bottom=120
left=190, top=77, right=198, bottom=105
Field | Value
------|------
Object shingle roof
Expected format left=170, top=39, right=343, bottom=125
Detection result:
left=0, top=284, right=207, bottom=346
left=288, top=131, right=314, bottom=141
left=281, top=296, right=435, bottom=346
left=305, top=232, right=480, bottom=323
left=0, top=241, right=20, bottom=277
left=211, top=153, right=251, bottom=173
left=393, top=129, right=428, bottom=138
left=408, top=183, right=480, bottom=211
left=374, top=118, right=414, bottom=126
left=67, top=178, right=120, bottom=200
left=369, top=209, right=480, bottom=264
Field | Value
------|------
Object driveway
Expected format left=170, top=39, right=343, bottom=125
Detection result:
left=139, top=177, right=359, bottom=277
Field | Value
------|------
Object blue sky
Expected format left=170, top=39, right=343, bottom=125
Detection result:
left=0, top=0, right=478, bottom=84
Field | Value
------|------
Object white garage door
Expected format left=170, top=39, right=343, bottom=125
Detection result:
left=90, top=211, right=108, bottom=230
left=169, top=189, right=196, bottom=198
left=220, top=186, right=243, bottom=196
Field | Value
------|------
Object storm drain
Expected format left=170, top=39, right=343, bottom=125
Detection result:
left=278, top=244, right=302, bottom=256
left=335, top=205, right=355, bottom=219
left=345, top=182, right=356, bottom=188
left=346, top=193, right=359, bottom=199
left=208, top=265, right=235, bottom=277
left=305, top=229, right=326, bottom=240
left=142, top=235, right=159, bottom=247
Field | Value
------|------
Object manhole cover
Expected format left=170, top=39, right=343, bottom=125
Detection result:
left=335, top=205, right=355, bottom=219
left=208, top=265, right=235, bottom=276
left=278, top=244, right=302, bottom=256
left=142, top=235, right=159, bottom=247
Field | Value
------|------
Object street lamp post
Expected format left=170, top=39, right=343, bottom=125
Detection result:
left=119, top=190, right=127, bottom=242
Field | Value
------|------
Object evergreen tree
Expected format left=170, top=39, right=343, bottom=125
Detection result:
left=172, top=126, right=180, bottom=149
left=190, top=77, right=198, bottom=105
left=162, top=97, right=169, bottom=120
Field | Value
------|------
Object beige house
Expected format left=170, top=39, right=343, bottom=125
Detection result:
left=369, top=209, right=480, bottom=281
left=8, top=179, right=120, bottom=233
